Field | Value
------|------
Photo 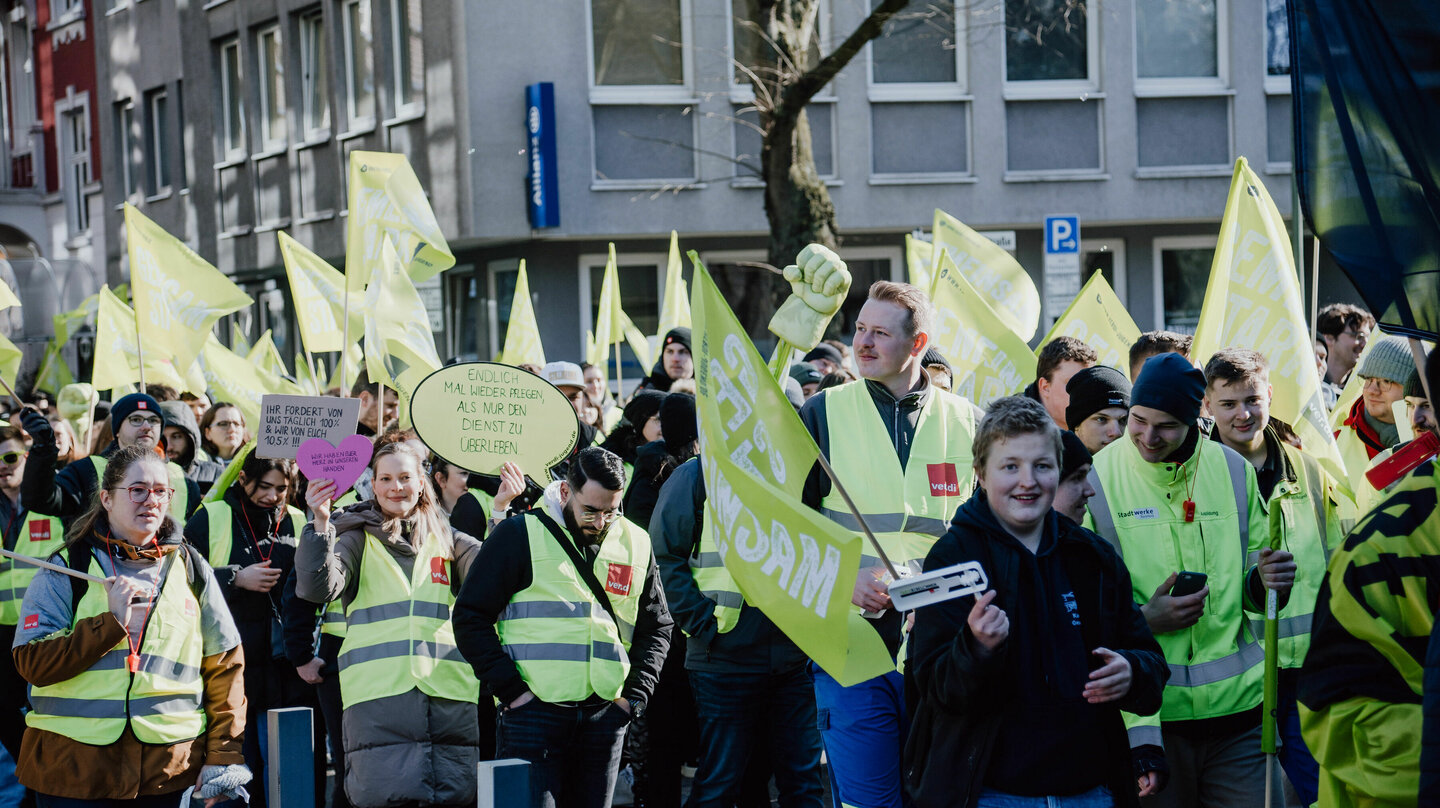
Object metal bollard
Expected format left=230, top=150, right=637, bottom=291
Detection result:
left=477, top=758, right=531, bottom=808
left=266, top=706, right=317, bottom=808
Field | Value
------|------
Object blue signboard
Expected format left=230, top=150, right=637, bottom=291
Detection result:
left=526, top=83, right=560, bottom=229
left=1045, top=215, right=1080, bottom=254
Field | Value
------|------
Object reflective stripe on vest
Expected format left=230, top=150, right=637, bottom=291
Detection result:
left=495, top=513, right=650, bottom=702
left=0, top=514, right=64, bottom=625
left=91, top=455, right=189, bottom=519
left=336, top=532, right=479, bottom=708
left=26, top=548, right=206, bottom=744
left=688, top=505, right=744, bottom=635
left=321, top=600, right=347, bottom=637
left=818, top=383, right=975, bottom=576
left=201, top=500, right=304, bottom=568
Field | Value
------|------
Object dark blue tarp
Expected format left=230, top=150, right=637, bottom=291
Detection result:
left=1291, top=0, right=1440, bottom=340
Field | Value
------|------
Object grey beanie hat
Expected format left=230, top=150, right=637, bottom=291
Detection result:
left=1357, top=335, right=1413, bottom=386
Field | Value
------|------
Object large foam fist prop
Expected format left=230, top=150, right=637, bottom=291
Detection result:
left=768, top=244, right=852, bottom=350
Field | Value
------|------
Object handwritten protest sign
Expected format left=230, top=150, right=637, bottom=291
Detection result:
left=298, top=435, right=373, bottom=496
left=410, top=362, right=579, bottom=475
left=256, top=395, right=361, bottom=459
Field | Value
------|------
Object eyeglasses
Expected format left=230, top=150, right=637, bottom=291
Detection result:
left=125, top=414, right=163, bottom=428
left=0, top=451, right=25, bottom=465
left=576, top=506, right=623, bottom=525
left=1362, top=377, right=1399, bottom=392
left=113, top=485, right=174, bottom=504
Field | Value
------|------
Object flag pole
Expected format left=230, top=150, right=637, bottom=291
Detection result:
left=377, top=380, right=385, bottom=434
left=813, top=452, right=900, bottom=581
left=614, top=341, right=623, bottom=403
left=0, top=546, right=107, bottom=583
left=339, top=291, right=352, bottom=399
left=134, top=310, right=147, bottom=390
left=1310, top=237, right=1321, bottom=347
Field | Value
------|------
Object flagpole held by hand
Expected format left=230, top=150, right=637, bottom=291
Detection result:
left=0, top=547, right=107, bottom=584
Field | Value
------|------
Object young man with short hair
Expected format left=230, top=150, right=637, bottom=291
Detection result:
left=800, top=279, right=977, bottom=808
left=1203, top=348, right=1346, bottom=807
left=1129, top=332, right=1193, bottom=382
left=1316, top=303, right=1374, bottom=391
left=1085, top=353, right=1292, bottom=807
left=1025, top=336, right=1097, bottom=430
left=1066, top=365, right=1133, bottom=455
left=350, top=367, right=398, bottom=437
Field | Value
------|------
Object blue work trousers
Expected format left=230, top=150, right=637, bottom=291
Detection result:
left=812, top=666, right=908, bottom=808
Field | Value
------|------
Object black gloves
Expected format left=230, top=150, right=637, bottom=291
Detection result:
left=18, top=408, right=53, bottom=446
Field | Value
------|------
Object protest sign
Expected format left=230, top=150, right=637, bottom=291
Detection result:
left=410, top=362, right=580, bottom=475
left=256, top=395, right=361, bottom=459
left=691, top=253, right=895, bottom=687
left=298, top=435, right=373, bottom=497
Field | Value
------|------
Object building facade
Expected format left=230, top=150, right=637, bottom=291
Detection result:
left=22, top=0, right=1361, bottom=390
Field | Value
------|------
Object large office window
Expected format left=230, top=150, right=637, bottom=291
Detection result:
left=730, top=0, right=822, bottom=87
left=299, top=10, right=330, bottom=136
left=143, top=88, right=170, bottom=195
left=1004, top=0, right=1093, bottom=88
left=1136, top=0, right=1218, bottom=81
left=218, top=38, right=245, bottom=156
left=257, top=25, right=286, bottom=148
left=868, top=0, right=968, bottom=179
left=1133, top=0, right=1230, bottom=172
left=871, top=0, right=960, bottom=88
left=391, top=0, right=424, bottom=112
left=1154, top=238, right=1215, bottom=333
left=589, top=0, right=695, bottom=186
left=59, top=100, right=90, bottom=236
left=116, top=99, right=140, bottom=197
left=343, top=0, right=376, bottom=125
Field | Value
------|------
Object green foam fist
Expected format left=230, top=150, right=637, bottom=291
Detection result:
left=768, top=244, right=852, bottom=351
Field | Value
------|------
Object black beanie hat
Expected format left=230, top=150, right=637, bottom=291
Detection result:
left=111, top=393, right=162, bottom=429
left=1131, top=353, right=1205, bottom=425
left=622, top=390, right=667, bottom=430
left=662, top=327, right=692, bottom=354
left=803, top=343, right=843, bottom=367
left=921, top=348, right=952, bottom=373
left=660, top=393, right=698, bottom=455
left=1065, top=365, right=1132, bottom=429
left=1060, top=430, right=1093, bottom=481
left=789, top=362, right=823, bottom=386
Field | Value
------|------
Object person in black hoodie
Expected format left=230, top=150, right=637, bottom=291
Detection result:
left=906, top=396, right=1168, bottom=808
left=637, top=327, right=694, bottom=393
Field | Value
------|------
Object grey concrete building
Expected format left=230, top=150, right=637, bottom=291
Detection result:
left=84, top=0, right=1359, bottom=385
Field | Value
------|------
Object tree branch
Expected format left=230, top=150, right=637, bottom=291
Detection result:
left=778, top=0, right=911, bottom=119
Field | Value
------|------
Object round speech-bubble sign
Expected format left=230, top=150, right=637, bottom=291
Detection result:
left=410, top=362, right=580, bottom=475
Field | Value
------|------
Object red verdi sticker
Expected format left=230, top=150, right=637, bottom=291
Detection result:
left=430, top=557, right=450, bottom=586
left=22, top=614, right=37, bottom=630
left=605, top=563, right=633, bottom=597
left=927, top=463, right=960, bottom=496
left=28, top=520, right=50, bottom=543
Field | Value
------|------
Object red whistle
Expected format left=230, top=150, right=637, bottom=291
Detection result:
left=127, top=653, right=141, bottom=673
left=1183, top=500, right=1196, bottom=522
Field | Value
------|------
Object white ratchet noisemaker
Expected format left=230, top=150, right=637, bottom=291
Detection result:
left=887, top=561, right=989, bottom=611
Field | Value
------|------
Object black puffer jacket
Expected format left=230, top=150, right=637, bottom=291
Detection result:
left=905, top=493, right=1168, bottom=808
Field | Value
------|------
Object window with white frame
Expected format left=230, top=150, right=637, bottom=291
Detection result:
left=257, top=25, right=286, bottom=149
left=6, top=15, right=35, bottom=150
left=730, top=0, right=822, bottom=89
left=1004, top=0, right=1095, bottom=92
left=58, top=97, right=90, bottom=236
left=115, top=99, right=139, bottom=198
left=50, top=0, right=83, bottom=20
left=588, top=0, right=695, bottom=185
left=867, top=0, right=968, bottom=179
left=1134, top=0, right=1225, bottom=91
left=1264, top=0, right=1289, bottom=91
left=391, top=0, right=423, bottom=112
left=1153, top=237, right=1215, bottom=334
left=729, top=1, right=831, bottom=182
left=218, top=38, right=245, bottom=157
left=143, top=87, right=169, bottom=195
left=299, top=10, right=330, bottom=136
left=870, top=0, right=962, bottom=92
left=342, top=0, right=376, bottom=126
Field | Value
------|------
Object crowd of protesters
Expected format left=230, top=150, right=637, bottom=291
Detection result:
left=0, top=250, right=1431, bottom=808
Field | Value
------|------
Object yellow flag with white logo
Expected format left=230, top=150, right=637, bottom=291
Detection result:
left=0, top=334, right=21, bottom=387
left=906, top=235, right=934, bottom=295
left=125, top=204, right=254, bottom=369
left=1040, top=271, right=1141, bottom=378
left=931, top=209, right=1041, bottom=340
left=657, top=231, right=692, bottom=337
left=498, top=260, right=546, bottom=367
left=363, top=238, right=442, bottom=426
left=589, top=243, right=653, bottom=371
left=345, top=151, right=454, bottom=290
left=929, top=250, right=1038, bottom=408
left=1192, top=158, right=1349, bottom=493
left=92, top=285, right=206, bottom=394
left=199, top=335, right=302, bottom=428
left=278, top=231, right=365, bottom=354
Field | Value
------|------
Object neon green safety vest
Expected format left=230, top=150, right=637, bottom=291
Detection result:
left=27, top=548, right=206, bottom=744
left=1085, top=436, right=1269, bottom=746
left=336, top=532, right=478, bottom=708
left=0, top=513, right=65, bottom=625
left=334, top=489, right=360, bottom=510
left=466, top=488, right=495, bottom=521
left=320, top=599, right=346, bottom=638
left=689, top=502, right=746, bottom=635
left=200, top=500, right=304, bottom=568
left=819, top=382, right=976, bottom=576
left=91, top=455, right=189, bottom=520
left=496, top=513, right=650, bottom=703
left=1249, top=443, right=1343, bottom=669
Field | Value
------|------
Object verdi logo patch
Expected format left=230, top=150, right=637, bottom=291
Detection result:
left=927, top=463, right=960, bottom=496
left=605, top=563, right=634, bottom=597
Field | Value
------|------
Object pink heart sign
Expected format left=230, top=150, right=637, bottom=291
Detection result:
left=297, top=435, right=374, bottom=497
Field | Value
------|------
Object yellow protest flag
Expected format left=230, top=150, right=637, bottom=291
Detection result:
left=0, top=334, right=21, bottom=387
left=246, top=329, right=289, bottom=377
left=657, top=231, right=692, bottom=336
left=1040, top=271, right=1141, bottom=378
left=92, top=286, right=205, bottom=394
left=37, top=293, right=101, bottom=392
left=589, top=243, right=654, bottom=372
left=33, top=344, right=75, bottom=394
left=931, top=209, right=1042, bottom=341
left=229, top=323, right=252, bottom=356
left=125, top=204, right=254, bottom=369
left=52, top=292, right=97, bottom=346
left=1191, top=158, right=1349, bottom=493
left=199, top=335, right=302, bottom=428
left=906, top=234, right=934, bottom=295
left=294, top=351, right=322, bottom=396
left=691, top=252, right=895, bottom=686
left=363, top=238, right=442, bottom=426
left=497, top=260, right=546, bottom=368
left=929, top=250, right=1038, bottom=408
left=345, top=151, right=454, bottom=290
left=278, top=231, right=365, bottom=355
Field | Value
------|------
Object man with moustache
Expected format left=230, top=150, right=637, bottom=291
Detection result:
left=1084, top=353, right=1293, bottom=807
